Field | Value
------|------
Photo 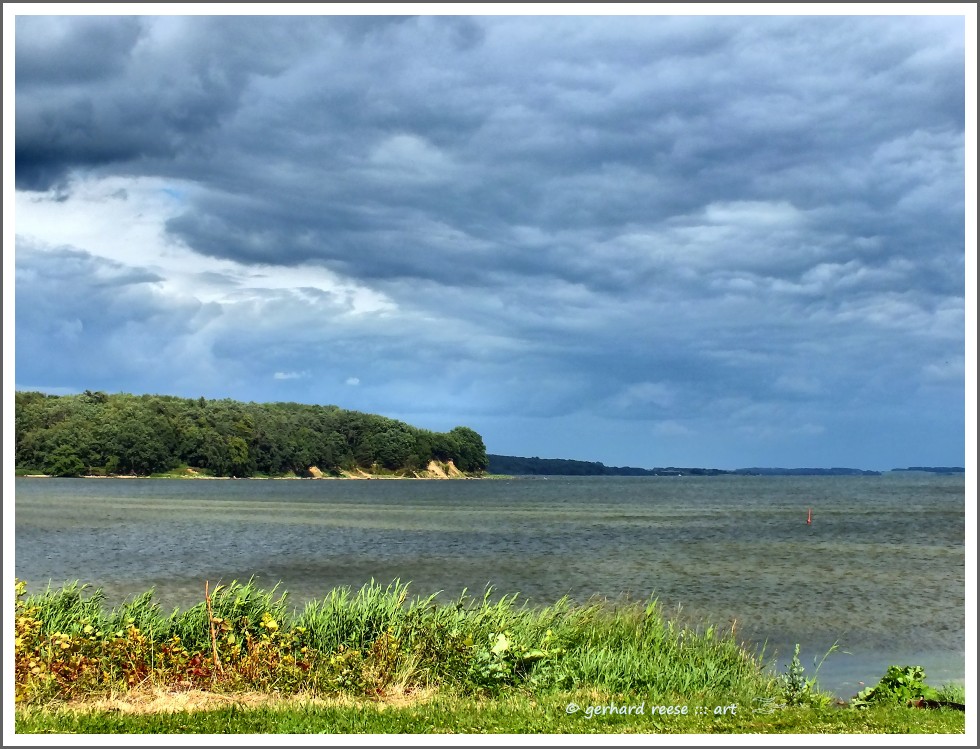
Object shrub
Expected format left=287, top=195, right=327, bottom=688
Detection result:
left=851, top=665, right=939, bottom=708
left=776, top=643, right=834, bottom=708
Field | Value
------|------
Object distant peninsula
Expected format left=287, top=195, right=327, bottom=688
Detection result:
left=15, top=390, right=489, bottom=479
left=16, top=390, right=959, bottom=481
left=487, top=455, right=884, bottom=477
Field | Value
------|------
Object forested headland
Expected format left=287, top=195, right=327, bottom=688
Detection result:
left=14, top=390, right=489, bottom=478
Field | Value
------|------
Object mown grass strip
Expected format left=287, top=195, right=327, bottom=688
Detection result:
left=15, top=694, right=966, bottom=735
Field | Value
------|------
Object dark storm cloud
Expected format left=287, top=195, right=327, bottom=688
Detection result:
left=155, top=16, right=959, bottom=297
left=13, top=13, right=967, bottom=468
left=15, top=15, right=335, bottom=190
left=15, top=16, right=143, bottom=84
left=19, top=15, right=962, bottom=291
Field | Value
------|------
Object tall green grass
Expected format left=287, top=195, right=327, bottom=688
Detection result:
left=15, top=578, right=777, bottom=705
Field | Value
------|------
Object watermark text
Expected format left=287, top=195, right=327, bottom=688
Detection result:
left=565, top=701, right=738, bottom=719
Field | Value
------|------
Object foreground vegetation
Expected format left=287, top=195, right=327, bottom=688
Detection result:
left=15, top=694, right=967, bottom=734
left=15, top=390, right=489, bottom=478
left=14, top=579, right=965, bottom=734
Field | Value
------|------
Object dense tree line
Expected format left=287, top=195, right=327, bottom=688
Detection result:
left=487, top=455, right=730, bottom=476
left=486, top=455, right=880, bottom=477
left=15, top=390, right=489, bottom=478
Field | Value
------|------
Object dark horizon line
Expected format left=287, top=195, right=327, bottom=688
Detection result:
left=487, top=454, right=965, bottom=476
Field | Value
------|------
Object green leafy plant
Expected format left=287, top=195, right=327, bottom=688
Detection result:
left=466, top=630, right=561, bottom=693
left=851, top=665, right=939, bottom=708
left=776, top=643, right=834, bottom=708
left=936, top=682, right=966, bottom=705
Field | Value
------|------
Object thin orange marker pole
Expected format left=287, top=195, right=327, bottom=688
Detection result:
left=806, top=507, right=812, bottom=525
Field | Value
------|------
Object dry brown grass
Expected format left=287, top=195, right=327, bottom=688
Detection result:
left=48, top=684, right=439, bottom=715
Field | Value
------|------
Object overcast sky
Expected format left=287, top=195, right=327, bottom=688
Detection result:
left=6, top=8, right=975, bottom=471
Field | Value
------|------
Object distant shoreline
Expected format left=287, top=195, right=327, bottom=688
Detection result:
left=486, top=455, right=965, bottom=477
left=15, top=468, right=965, bottom=481
left=16, top=473, right=484, bottom=481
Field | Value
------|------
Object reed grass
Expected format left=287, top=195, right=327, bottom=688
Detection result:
left=15, top=577, right=778, bottom=706
left=15, top=579, right=969, bottom=734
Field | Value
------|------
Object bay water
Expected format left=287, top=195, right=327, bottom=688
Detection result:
left=14, top=473, right=966, bottom=699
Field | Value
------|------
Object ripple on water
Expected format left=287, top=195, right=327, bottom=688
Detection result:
left=14, top=474, right=965, bottom=697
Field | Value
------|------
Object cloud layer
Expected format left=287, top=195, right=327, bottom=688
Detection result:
left=12, top=13, right=968, bottom=469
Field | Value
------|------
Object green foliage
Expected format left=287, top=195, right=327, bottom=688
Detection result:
left=21, top=582, right=965, bottom=734
left=776, top=643, right=834, bottom=708
left=16, top=579, right=774, bottom=706
left=851, top=665, right=940, bottom=708
left=13, top=695, right=969, bottom=735
left=43, top=444, right=86, bottom=477
left=936, top=682, right=966, bottom=705
left=14, top=391, right=489, bottom=478
left=369, top=427, right=417, bottom=470
left=466, top=630, right=560, bottom=692
left=449, top=426, right=489, bottom=472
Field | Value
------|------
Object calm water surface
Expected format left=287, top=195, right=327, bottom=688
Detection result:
left=15, top=473, right=965, bottom=698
